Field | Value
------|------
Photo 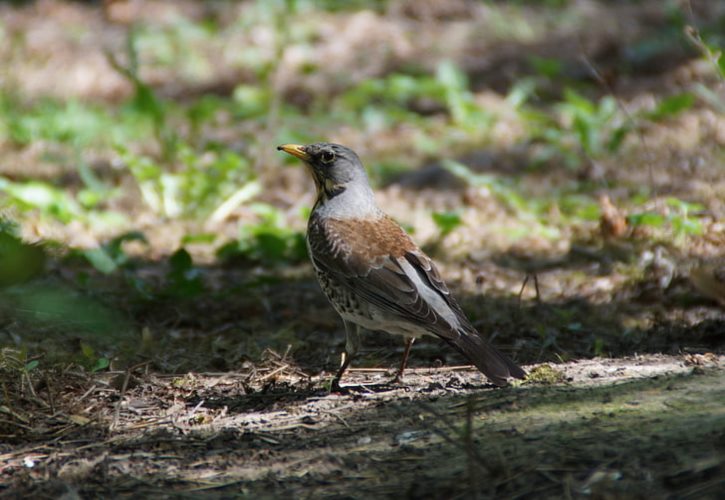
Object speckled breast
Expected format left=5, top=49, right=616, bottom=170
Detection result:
left=314, top=267, right=366, bottom=320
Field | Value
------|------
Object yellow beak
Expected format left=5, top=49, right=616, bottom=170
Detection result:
left=277, top=144, right=311, bottom=162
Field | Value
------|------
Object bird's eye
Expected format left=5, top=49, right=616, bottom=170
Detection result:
left=320, top=150, right=335, bottom=164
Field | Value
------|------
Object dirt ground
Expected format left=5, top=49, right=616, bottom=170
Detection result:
left=1, top=354, right=723, bottom=498
left=1, top=1, right=724, bottom=498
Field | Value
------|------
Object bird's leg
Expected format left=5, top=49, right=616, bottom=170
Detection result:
left=332, top=321, right=360, bottom=391
left=392, top=337, right=415, bottom=384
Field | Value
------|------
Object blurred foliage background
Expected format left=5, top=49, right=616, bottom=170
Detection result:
left=0, top=0, right=723, bottom=375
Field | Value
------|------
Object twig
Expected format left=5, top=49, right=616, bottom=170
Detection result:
left=78, top=384, right=98, bottom=402
left=181, top=479, right=248, bottom=492
left=683, top=0, right=724, bottom=84
left=0, top=417, right=33, bottom=431
left=258, top=364, right=290, bottom=382
left=319, top=405, right=354, bottom=431
left=111, top=368, right=134, bottom=430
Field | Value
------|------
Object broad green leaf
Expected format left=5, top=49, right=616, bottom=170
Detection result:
left=529, top=56, right=563, bottom=78
left=607, top=126, right=630, bottom=153
left=628, top=212, right=666, bottom=227
left=92, top=357, right=110, bottom=372
left=646, top=93, right=695, bottom=120
left=181, top=233, right=217, bottom=245
left=83, top=248, right=118, bottom=274
left=169, top=248, right=193, bottom=273
left=432, top=211, right=463, bottom=237
left=80, top=342, right=95, bottom=359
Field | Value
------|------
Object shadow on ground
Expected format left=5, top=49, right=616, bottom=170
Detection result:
left=2, top=241, right=723, bottom=376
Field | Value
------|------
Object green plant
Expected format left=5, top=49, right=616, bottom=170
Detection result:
left=0, top=225, right=46, bottom=287
left=628, top=197, right=704, bottom=240
left=1, top=282, right=132, bottom=352
left=525, top=82, right=699, bottom=169
left=441, top=159, right=607, bottom=239
left=217, top=203, right=307, bottom=266
left=521, top=87, right=632, bottom=169
left=441, top=160, right=530, bottom=213
left=81, top=232, right=148, bottom=275
left=338, top=61, right=493, bottom=137
left=1, top=98, right=113, bottom=147
left=685, top=25, right=725, bottom=81
left=0, top=88, right=153, bottom=150
left=117, top=144, right=258, bottom=218
left=592, top=337, right=606, bottom=357
left=0, top=177, right=83, bottom=223
left=664, top=197, right=705, bottom=238
left=684, top=24, right=724, bottom=112
left=79, top=342, right=111, bottom=372
left=340, top=72, right=444, bottom=123
left=165, top=248, right=204, bottom=298
left=432, top=211, right=463, bottom=238
left=528, top=55, right=564, bottom=79
left=645, top=92, right=695, bottom=121
left=108, top=30, right=262, bottom=219
left=556, top=89, right=630, bottom=159
left=0, top=348, right=41, bottom=396
left=0, top=176, right=127, bottom=232
left=0, top=348, right=36, bottom=373
left=436, top=60, right=494, bottom=131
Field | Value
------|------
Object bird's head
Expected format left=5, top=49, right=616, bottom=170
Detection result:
left=277, top=142, right=370, bottom=201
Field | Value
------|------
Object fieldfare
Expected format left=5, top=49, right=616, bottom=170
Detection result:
left=277, top=143, right=526, bottom=388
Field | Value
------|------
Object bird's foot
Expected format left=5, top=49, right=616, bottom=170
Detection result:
left=388, top=370, right=405, bottom=385
left=329, top=377, right=348, bottom=394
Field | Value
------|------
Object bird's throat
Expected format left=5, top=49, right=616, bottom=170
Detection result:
left=314, top=178, right=346, bottom=204
left=312, top=183, right=381, bottom=220
left=313, top=185, right=346, bottom=213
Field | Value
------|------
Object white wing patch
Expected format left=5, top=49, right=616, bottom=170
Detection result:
left=397, top=257, right=462, bottom=332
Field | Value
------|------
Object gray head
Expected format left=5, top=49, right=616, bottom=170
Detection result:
left=277, top=143, right=369, bottom=196
left=277, top=143, right=377, bottom=214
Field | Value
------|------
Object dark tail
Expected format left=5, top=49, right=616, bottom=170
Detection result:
left=446, top=332, right=526, bottom=386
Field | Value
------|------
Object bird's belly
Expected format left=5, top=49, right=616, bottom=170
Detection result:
left=316, top=270, right=364, bottom=316
left=315, top=269, right=431, bottom=339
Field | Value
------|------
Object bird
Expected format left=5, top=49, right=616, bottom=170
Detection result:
left=277, top=142, right=526, bottom=389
